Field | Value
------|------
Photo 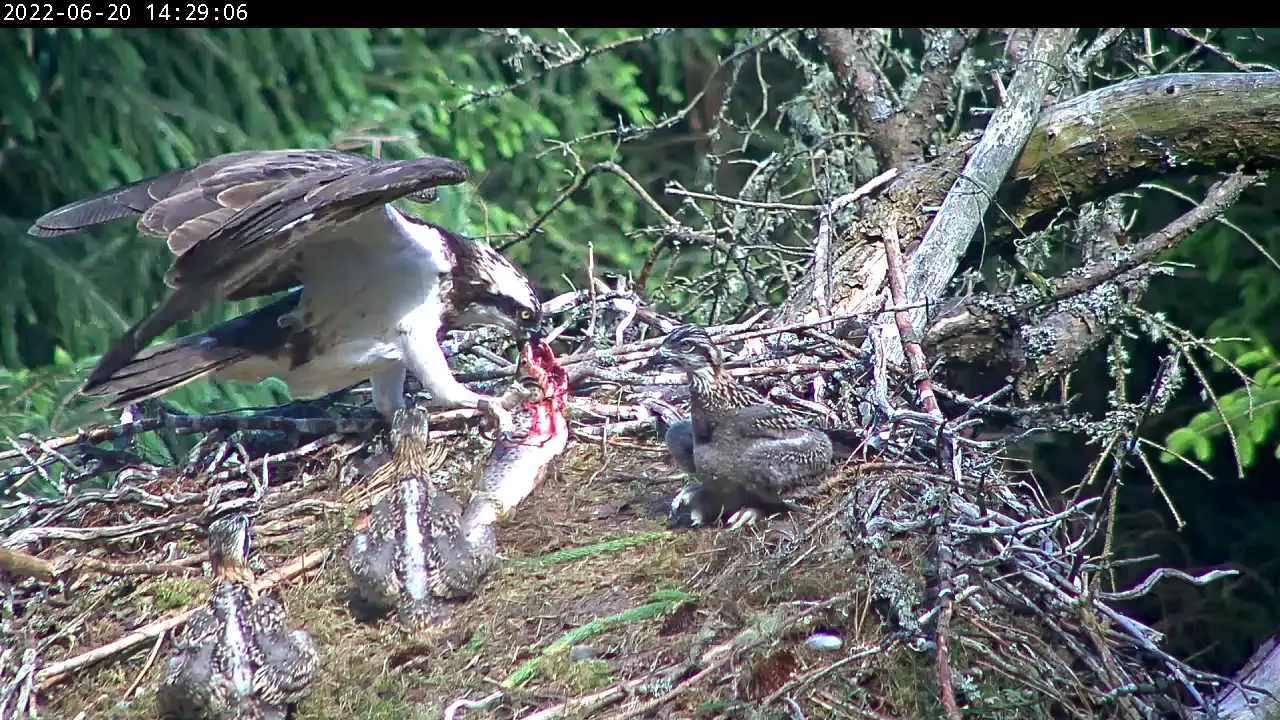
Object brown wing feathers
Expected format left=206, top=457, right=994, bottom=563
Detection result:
left=165, top=156, right=469, bottom=290
left=26, top=149, right=471, bottom=399
left=28, top=149, right=371, bottom=244
left=90, top=335, right=243, bottom=406
left=82, top=285, right=218, bottom=394
left=84, top=291, right=305, bottom=405
left=27, top=166, right=197, bottom=238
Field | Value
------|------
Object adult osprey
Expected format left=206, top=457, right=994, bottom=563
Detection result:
left=28, top=149, right=543, bottom=430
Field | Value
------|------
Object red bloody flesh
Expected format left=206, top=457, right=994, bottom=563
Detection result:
left=521, top=338, right=568, bottom=445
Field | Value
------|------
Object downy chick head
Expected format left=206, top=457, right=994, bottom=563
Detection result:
left=208, top=513, right=254, bottom=584
left=389, top=405, right=448, bottom=475
left=450, top=237, right=544, bottom=342
left=646, top=325, right=722, bottom=377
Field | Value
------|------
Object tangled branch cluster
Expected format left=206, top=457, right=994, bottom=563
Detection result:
left=0, top=269, right=1248, bottom=718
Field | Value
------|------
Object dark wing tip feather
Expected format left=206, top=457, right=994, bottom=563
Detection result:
left=365, top=156, right=470, bottom=197
left=334, top=155, right=470, bottom=200
left=26, top=170, right=193, bottom=238
left=412, top=156, right=470, bottom=186
left=28, top=198, right=139, bottom=237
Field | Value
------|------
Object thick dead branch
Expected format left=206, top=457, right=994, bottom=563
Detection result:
left=894, top=28, right=1078, bottom=364
left=787, top=69, right=1280, bottom=373
left=781, top=30, right=1076, bottom=341
left=1216, top=633, right=1280, bottom=719
left=1010, top=72, right=1280, bottom=235
left=787, top=58, right=1280, bottom=402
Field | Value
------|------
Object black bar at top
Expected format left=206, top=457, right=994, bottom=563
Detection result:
left=0, top=1, right=257, bottom=27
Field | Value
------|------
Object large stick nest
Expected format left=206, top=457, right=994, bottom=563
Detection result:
left=0, top=287, right=1241, bottom=719
left=7, top=29, right=1276, bottom=719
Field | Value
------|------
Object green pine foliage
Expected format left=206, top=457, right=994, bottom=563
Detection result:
left=1161, top=206, right=1280, bottom=469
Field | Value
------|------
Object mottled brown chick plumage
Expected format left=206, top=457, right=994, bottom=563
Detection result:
left=345, top=406, right=494, bottom=630
left=157, top=514, right=319, bottom=720
left=647, top=325, right=834, bottom=527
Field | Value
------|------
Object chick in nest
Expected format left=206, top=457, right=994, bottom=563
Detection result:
left=645, top=325, right=834, bottom=528
left=157, top=513, right=319, bottom=720
left=345, top=405, right=495, bottom=630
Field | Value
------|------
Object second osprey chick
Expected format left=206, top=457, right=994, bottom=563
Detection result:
left=646, top=325, right=833, bottom=528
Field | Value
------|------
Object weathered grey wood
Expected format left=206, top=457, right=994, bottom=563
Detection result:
left=893, top=28, right=1077, bottom=361
left=1011, top=71, right=1280, bottom=235
left=1216, top=633, right=1280, bottom=719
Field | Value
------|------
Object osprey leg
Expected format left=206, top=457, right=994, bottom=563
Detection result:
left=396, top=306, right=513, bottom=433
left=370, top=364, right=408, bottom=420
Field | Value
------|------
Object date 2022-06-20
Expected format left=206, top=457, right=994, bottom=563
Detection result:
left=2, top=2, right=248, bottom=23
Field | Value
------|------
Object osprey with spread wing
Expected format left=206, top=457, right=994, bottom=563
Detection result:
left=28, top=149, right=543, bottom=430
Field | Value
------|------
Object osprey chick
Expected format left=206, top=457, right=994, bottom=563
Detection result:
left=157, top=514, right=319, bottom=720
left=346, top=405, right=495, bottom=631
left=646, top=325, right=834, bottom=528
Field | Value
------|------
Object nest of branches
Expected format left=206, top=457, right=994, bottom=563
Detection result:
left=7, top=28, right=1280, bottom=719
left=0, top=274, right=1246, bottom=720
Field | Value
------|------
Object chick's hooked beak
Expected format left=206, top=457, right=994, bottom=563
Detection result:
left=642, top=346, right=677, bottom=374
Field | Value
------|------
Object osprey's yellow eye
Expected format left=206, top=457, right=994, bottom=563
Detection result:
left=519, top=309, right=534, bottom=321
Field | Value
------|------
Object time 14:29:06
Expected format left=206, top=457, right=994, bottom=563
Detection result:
left=147, top=3, right=248, bottom=20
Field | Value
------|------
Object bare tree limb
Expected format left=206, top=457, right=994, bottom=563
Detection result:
left=893, top=28, right=1078, bottom=365
left=784, top=69, right=1280, bottom=334
left=1050, top=170, right=1264, bottom=299
left=925, top=170, right=1263, bottom=399
left=818, top=28, right=977, bottom=169
left=1009, top=72, right=1280, bottom=236
left=1216, top=632, right=1280, bottom=719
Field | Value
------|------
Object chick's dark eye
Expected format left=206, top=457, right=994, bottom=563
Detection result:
left=679, top=340, right=695, bottom=353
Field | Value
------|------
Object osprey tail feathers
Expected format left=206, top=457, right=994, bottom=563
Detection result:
left=82, top=291, right=303, bottom=407
left=83, top=332, right=250, bottom=407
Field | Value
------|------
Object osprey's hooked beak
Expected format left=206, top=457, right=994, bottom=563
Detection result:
left=529, top=313, right=551, bottom=345
left=515, top=333, right=538, bottom=374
